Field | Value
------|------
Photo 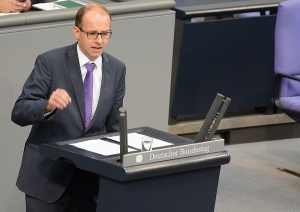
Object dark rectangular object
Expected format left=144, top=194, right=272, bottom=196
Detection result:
left=170, top=15, right=276, bottom=123
left=40, top=127, right=230, bottom=211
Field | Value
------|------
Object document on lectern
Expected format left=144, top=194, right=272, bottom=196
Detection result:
left=108, top=132, right=173, bottom=149
left=69, top=133, right=173, bottom=156
left=70, top=139, right=136, bottom=156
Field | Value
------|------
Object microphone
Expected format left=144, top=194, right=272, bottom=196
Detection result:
left=195, top=93, right=231, bottom=143
left=119, top=107, right=128, bottom=163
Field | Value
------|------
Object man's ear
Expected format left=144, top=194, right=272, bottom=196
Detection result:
left=73, top=26, right=80, bottom=40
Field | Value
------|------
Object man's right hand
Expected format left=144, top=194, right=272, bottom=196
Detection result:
left=45, top=88, right=72, bottom=114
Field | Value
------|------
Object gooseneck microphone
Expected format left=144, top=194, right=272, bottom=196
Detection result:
left=119, top=107, right=128, bottom=163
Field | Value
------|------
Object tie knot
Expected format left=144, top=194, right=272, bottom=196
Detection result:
left=85, top=63, right=96, bottom=73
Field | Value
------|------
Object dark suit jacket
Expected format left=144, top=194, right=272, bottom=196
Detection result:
left=11, top=43, right=126, bottom=203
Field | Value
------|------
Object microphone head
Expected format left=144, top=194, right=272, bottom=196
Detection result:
left=119, top=107, right=127, bottom=114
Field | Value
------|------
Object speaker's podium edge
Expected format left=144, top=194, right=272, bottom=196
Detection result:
left=40, top=127, right=230, bottom=212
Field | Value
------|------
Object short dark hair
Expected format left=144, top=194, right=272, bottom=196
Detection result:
left=75, top=4, right=111, bottom=28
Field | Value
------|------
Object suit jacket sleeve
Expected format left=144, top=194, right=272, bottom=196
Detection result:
left=11, top=53, right=53, bottom=127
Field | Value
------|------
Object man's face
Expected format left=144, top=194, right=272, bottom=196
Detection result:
left=73, top=10, right=111, bottom=61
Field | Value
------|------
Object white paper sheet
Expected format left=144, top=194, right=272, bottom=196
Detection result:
left=32, top=2, right=61, bottom=10
left=69, top=133, right=173, bottom=156
left=108, top=132, right=173, bottom=149
left=32, top=0, right=87, bottom=11
left=70, top=139, right=136, bottom=156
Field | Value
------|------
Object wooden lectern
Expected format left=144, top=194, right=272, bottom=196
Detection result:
left=40, top=127, right=230, bottom=212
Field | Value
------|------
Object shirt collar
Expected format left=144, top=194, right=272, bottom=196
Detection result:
left=77, top=44, right=102, bottom=68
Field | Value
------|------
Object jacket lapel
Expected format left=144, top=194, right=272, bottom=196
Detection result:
left=89, top=53, right=111, bottom=127
left=66, top=44, right=86, bottom=127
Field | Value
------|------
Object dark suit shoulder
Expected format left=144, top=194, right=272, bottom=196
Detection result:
left=102, top=52, right=125, bottom=67
left=39, top=43, right=76, bottom=59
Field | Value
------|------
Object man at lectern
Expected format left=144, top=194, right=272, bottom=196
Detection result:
left=11, top=4, right=126, bottom=211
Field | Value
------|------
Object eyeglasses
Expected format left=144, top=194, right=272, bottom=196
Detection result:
left=78, top=27, right=112, bottom=39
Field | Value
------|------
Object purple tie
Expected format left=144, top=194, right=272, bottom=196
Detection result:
left=84, top=62, right=96, bottom=128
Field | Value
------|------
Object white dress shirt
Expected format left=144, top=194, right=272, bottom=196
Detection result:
left=77, top=45, right=102, bottom=118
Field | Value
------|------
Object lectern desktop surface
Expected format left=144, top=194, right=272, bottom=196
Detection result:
left=40, top=127, right=230, bottom=182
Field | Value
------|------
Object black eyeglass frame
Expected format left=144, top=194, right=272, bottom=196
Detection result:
left=78, top=27, right=112, bottom=39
